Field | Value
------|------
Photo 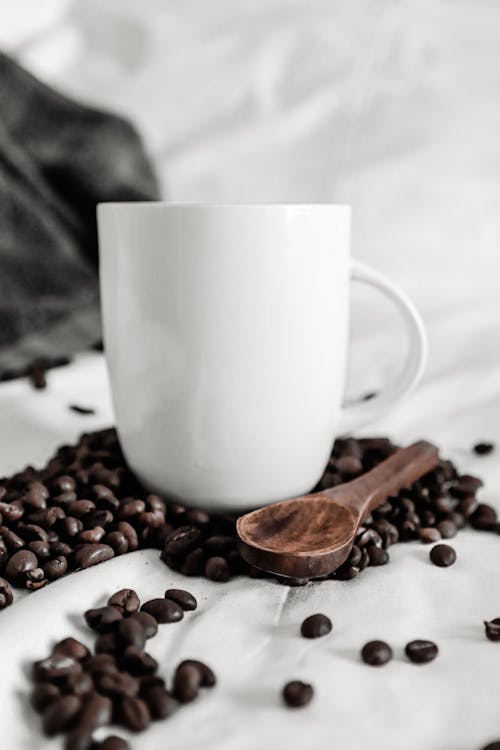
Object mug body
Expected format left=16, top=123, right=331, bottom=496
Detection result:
left=98, top=203, right=351, bottom=510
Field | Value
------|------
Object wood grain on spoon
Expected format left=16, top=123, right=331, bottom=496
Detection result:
left=236, top=440, right=439, bottom=579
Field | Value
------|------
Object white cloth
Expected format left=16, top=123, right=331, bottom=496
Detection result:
left=0, top=1, right=499, bottom=748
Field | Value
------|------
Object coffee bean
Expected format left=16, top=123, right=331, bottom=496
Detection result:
left=300, top=613, right=332, bottom=639
left=205, top=556, right=230, bottom=582
left=53, top=638, right=90, bottom=662
left=140, top=598, right=183, bottom=624
left=23, top=482, right=49, bottom=508
left=64, top=730, right=93, bottom=750
left=405, top=639, right=438, bottom=663
left=118, top=500, right=146, bottom=520
left=43, top=694, right=82, bottom=735
left=43, top=556, right=68, bottom=580
left=108, top=589, right=140, bottom=615
left=62, top=517, right=83, bottom=537
left=120, top=695, right=151, bottom=731
left=85, top=510, right=114, bottom=529
left=165, top=588, right=197, bottom=611
left=118, top=618, right=146, bottom=649
left=484, top=618, right=500, bottom=641
left=336, top=455, right=363, bottom=476
left=436, top=520, right=457, bottom=539
left=79, top=527, right=105, bottom=544
left=103, top=531, right=128, bottom=555
left=77, top=694, right=112, bottom=732
left=129, top=611, right=158, bottom=639
left=180, top=547, right=205, bottom=576
left=470, top=504, right=498, bottom=531
left=32, top=682, right=61, bottom=711
left=177, top=659, right=216, bottom=687
left=63, top=671, right=94, bottom=697
left=0, top=501, right=24, bottom=522
left=95, top=737, right=130, bottom=750
left=450, top=474, right=483, bottom=498
left=98, top=671, right=139, bottom=698
left=34, top=653, right=82, bottom=681
left=68, top=500, right=96, bottom=518
left=75, top=544, right=114, bottom=569
left=164, top=525, right=202, bottom=556
left=143, top=686, right=177, bottom=719
left=121, top=646, right=158, bottom=676
left=429, top=544, right=456, bottom=567
left=368, top=547, right=389, bottom=566
left=95, top=633, right=120, bottom=654
left=0, top=576, right=13, bottom=609
left=0, top=527, right=25, bottom=553
left=419, top=527, right=441, bottom=544
left=116, top=522, right=139, bottom=552
left=173, top=663, right=201, bottom=703
left=85, top=654, right=118, bottom=677
left=85, top=606, right=123, bottom=633
left=5, top=549, right=38, bottom=583
left=282, top=680, right=314, bottom=708
left=473, top=442, right=494, bottom=455
left=361, top=640, right=393, bottom=666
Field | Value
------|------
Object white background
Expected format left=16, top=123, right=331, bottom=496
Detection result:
left=0, top=2, right=499, bottom=749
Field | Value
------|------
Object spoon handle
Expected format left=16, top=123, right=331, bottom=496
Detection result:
left=326, top=440, right=439, bottom=521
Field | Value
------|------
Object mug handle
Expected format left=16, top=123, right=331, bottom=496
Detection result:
left=339, top=258, right=428, bottom=434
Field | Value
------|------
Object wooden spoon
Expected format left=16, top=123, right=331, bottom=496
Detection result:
left=236, top=440, right=439, bottom=579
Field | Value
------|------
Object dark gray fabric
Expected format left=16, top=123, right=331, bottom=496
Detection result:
left=0, top=51, right=160, bottom=374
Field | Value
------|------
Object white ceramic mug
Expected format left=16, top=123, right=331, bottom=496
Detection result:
left=98, top=203, right=427, bottom=511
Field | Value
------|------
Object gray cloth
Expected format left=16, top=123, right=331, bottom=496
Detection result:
left=0, top=51, right=160, bottom=374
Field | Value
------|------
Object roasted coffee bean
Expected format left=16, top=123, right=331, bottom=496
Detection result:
left=129, top=611, right=158, bottom=639
left=85, top=510, right=114, bottom=529
left=108, top=589, right=140, bottom=615
left=98, top=671, right=139, bottom=698
left=34, top=653, right=82, bottom=681
left=473, top=442, right=494, bottom=455
left=0, top=501, right=23, bottom=522
left=51, top=475, right=76, bottom=494
left=1, top=527, right=26, bottom=552
left=405, top=639, right=438, bottom=663
left=68, top=500, right=96, bottom=518
left=77, top=694, right=113, bottom=732
left=62, top=517, right=83, bottom=538
left=63, top=671, right=94, bottom=697
left=484, top=618, right=500, bottom=641
left=177, top=659, right=216, bottom=687
left=165, top=588, right=197, bottom=611
left=42, top=694, right=82, bottom=735
left=118, top=618, right=146, bottom=649
left=205, top=556, right=230, bottom=582
left=448, top=511, right=465, bottom=529
left=419, top=527, right=441, bottom=544
left=0, top=536, right=8, bottom=566
left=5, top=549, right=38, bottom=582
left=50, top=541, right=73, bottom=557
left=85, top=606, right=123, bottom=633
left=180, top=547, right=205, bottom=576
left=26, top=567, right=45, bottom=583
left=470, top=504, right=498, bottom=531
left=120, top=695, right=151, bottom=732
left=53, top=638, right=90, bottom=662
left=95, top=737, right=130, bottom=750
left=301, top=613, right=332, bottom=639
left=0, top=577, right=13, bottom=609
left=433, top=496, right=455, bottom=514
left=436, top=520, right=457, bottom=539
left=368, top=547, right=389, bottom=566
left=450, top=474, right=483, bottom=498
left=32, top=682, right=61, bottom=711
left=18, top=523, right=49, bottom=542
left=143, top=686, right=177, bottom=719
left=336, top=455, right=363, bottom=476
left=173, top=663, right=201, bottom=703
left=164, top=525, right=202, bottom=556
left=43, top=556, right=68, bottom=580
left=138, top=510, right=165, bottom=528
left=23, top=482, right=49, bottom=508
left=79, top=527, right=106, bottom=544
left=118, top=499, right=146, bottom=520
left=103, top=531, right=128, bottom=555
left=121, top=646, right=158, bottom=676
left=429, top=544, right=456, bottom=567
left=95, top=633, right=120, bottom=655
left=85, top=653, right=118, bottom=677
left=64, top=729, right=93, bottom=750
left=361, top=640, right=393, bottom=666
left=282, top=680, right=314, bottom=708
left=138, top=675, right=166, bottom=694
left=75, top=544, right=114, bottom=569
left=116, top=522, right=139, bottom=552
left=140, top=598, right=183, bottom=624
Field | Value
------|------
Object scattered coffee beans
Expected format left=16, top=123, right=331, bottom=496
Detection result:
left=429, top=544, right=457, bottom=568
left=484, top=619, right=500, bottom=642
left=29, top=585, right=211, bottom=748
left=361, top=640, right=393, bottom=666
left=405, top=639, right=438, bottom=664
left=282, top=680, right=314, bottom=708
left=300, top=613, right=332, bottom=639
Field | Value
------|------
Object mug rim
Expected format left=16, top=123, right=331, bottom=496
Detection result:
left=97, top=201, right=351, bottom=211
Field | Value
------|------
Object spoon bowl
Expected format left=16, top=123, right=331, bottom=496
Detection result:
left=237, top=441, right=439, bottom=579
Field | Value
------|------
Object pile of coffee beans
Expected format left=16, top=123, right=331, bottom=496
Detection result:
left=0, top=429, right=495, bottom=605
left=30, top=587, right=214, bottom=749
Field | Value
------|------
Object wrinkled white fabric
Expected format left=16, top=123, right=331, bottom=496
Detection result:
left=0, top=1, right=499, bottom=748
